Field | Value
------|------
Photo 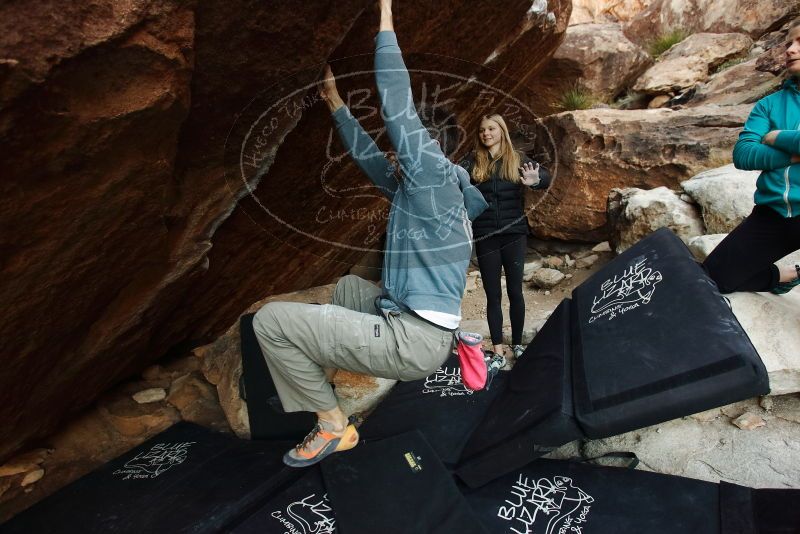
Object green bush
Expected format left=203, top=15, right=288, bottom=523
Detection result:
left=648, top=29, right=689, bottom=58
left=557, top=85, right=595, bottom=111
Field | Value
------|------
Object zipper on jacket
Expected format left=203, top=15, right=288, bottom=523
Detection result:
left=785, top=119, right=800, bottom=217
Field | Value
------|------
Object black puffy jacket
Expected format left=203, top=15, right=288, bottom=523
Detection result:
left=459, top=151, right=551, bottom=238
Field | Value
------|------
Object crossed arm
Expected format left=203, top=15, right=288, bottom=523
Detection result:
left=733, top=100, right=800, bottom=171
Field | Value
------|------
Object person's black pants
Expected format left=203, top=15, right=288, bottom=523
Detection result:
left=475, top=233, right=526, bottom=345
left=703, top=205, right=800, bottom=293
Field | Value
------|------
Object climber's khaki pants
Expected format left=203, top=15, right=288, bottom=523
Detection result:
left=252, top=275, right=454, bottom=413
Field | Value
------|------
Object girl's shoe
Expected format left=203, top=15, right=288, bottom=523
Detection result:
left=484, top=351, right=506, bottom=390
left=512, top=345, right=525, bottom=359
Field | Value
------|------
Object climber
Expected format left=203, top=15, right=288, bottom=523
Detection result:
left=251, top=0, right=488, bottom=467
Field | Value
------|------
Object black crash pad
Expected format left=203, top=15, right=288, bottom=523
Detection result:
left=358, top=355, right=509, bottom=466
left=458, top=229, right=768, bottom=489
left=1, top=422, right=299, bottom=534
left=457, top=298, right=581, bottom=486
left=571, top=228, right=768, bottom=437
left=464, top=458, right=719, bottom=533
left=321, top=430, right=488, bottom=534
left=240, top=313, right=316, bottom=440
left=465, top=458, right=800, bottom=534
left=230, top=467, right=337, bottom=534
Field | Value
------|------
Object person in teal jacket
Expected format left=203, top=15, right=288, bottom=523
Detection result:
left=704, top=21, right=800, bottom=294
left=252, top=0, right=488, bottom=468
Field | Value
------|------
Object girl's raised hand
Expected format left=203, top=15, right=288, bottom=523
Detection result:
left=520, top=162, right=540, bottom=186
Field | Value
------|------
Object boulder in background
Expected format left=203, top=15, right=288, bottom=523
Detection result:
left=681, top=164, right=759, bottom=233
left=529, top=104, right=751, bottom=241
left=607, top=186, right=705, bottom=253
left=623, top=0, right=799, bottom=45
left=633, top=32, right=753, bottom=95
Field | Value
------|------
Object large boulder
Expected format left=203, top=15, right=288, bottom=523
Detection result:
left=0, top=0, right=366, bottom=462
left=581, top=396, right=800, bottom=488
left=607, top=187, right=704, bottom=253
left=633, top=32, right=753, bottom=95
left=686, top=18, right=795, bottom=107
left=534, top=23, right=652, bottom=114
left=623, top=0, right=800, bottom=45
left=688, top=58, right=782, bottom=107
left=0, top=0, right=571, bottom=461
left=681, top=164, right=759, bottom=233
left=529, top=104, right=751, bottom=242
left=728, top=292, right=800, bottom=396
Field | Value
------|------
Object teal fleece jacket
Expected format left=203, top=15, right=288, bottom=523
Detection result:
left=331, top=31, right=488, bottom=317
left=732, top=77, right=800, bottom=217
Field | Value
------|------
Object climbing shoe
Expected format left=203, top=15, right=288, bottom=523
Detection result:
left=283, top=418, right=359, bottom=468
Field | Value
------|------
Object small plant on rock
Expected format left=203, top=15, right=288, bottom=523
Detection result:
left=648, top=28, right=689, bottom=58
left=557, top=84, right=596, bottom=111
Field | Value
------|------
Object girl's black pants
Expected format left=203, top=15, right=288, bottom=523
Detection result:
left=475, top=233, right=527, bottom=345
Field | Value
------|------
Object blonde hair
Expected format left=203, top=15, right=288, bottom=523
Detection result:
left=471, top=114, right=522, bottom=184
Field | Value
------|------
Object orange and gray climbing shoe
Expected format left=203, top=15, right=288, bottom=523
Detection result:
left=283, top=418, right=359, bottom=468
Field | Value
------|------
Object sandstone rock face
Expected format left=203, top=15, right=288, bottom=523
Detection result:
left=681, top=164, right=759, bottom=233
left=0, top=0, right=196, bottom=461
left=623, top=0, right=800, bottom=45
left=570, top=0, right=655, bottom=26
left=567, top=24, right=653, bottom=93
left=0, top=0, right=571, bottom=461
left=581, top=396, right=800, bottom=488
left=633, top=33, right=753, bottom=95
left=728, top=291, right=800, bottom=396
left=534, top=23, right=652, bottom=114
left=607, top=187, right=705, bottom=253
left=166, top=372, right=229, bottom=431
left=529, top=104, right=751, bottom=241
left=688, top=58, right=782, bottom=107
